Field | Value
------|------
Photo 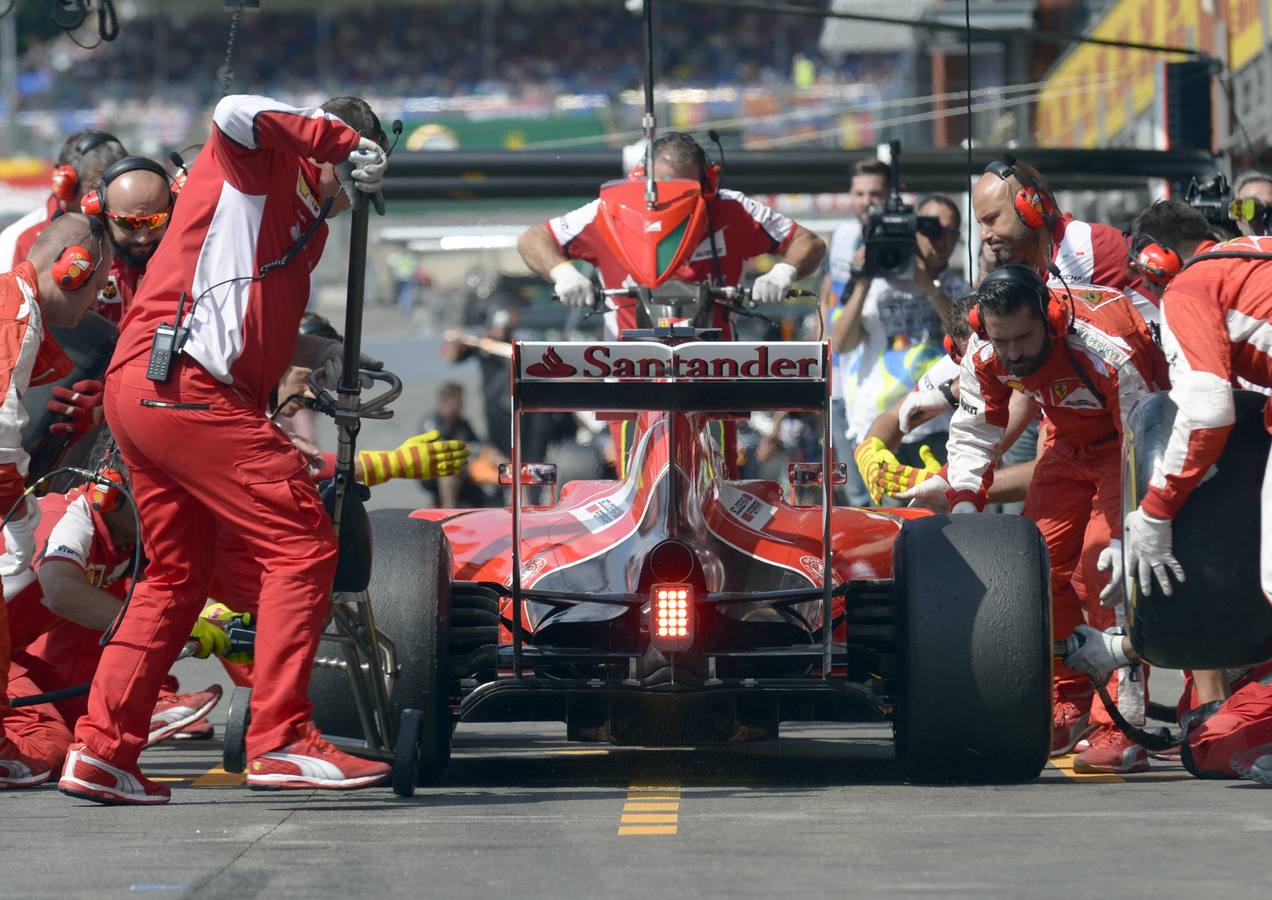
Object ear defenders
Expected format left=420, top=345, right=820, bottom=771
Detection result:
left=89, top=467, right=127, bottom=513
left=942, top=333, right=962, bottom=364
left=51, top=132, right=119, bottom=203
left=1128, top=234, right=1182, bottom=286
left=80, top=156, right=174, bottom=218
left=52, top=215, right=106, bottom=291
left=984, top=154, right=1058, bottom=230
left=968, top=264, right=1070, bottom=339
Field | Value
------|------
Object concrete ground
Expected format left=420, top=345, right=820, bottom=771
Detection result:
left=5, top=665, right=1272, bottom=900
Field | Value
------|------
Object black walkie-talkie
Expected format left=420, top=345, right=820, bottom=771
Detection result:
left=146, top=291, right=189, bottom=383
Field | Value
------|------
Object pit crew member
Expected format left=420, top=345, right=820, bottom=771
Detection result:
left=832, top=192, right=969, bottom=505
left=1113, top=230, right=1272, bottom=782
left=0, top=132, right=127, bottom=273
left=945, top=265, right=1168, bottom=774
left=516, top=131, right=825, bottom=471
left=60, top=94, right=397, bottom=805
left=1, top=479, right=229, bottom=785
left=79, top=156, right=175, bottom=324
left=0, top=214, right=115, bottom=786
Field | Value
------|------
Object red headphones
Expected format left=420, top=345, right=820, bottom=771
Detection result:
left=984, top=155, right=1058, bottom=230
left=51, top=215, right=106, bottom=291
left=50, top=132, right=119, bottom=203
left=89, top=467, right=126, bottom=513
left=1128, top=234, right=1182, bottom=286
left=968, top=264, right=1071, bottom=339
left=942, top=333, right=962, bottom=363
left=80, top=156, right=174, bottom=218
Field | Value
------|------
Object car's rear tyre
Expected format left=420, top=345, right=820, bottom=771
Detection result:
left=893, top=514, right=1051, bottom=784
left=222, top=686, right=251, bottom=775
left=309, top=509, right=453, bottom=782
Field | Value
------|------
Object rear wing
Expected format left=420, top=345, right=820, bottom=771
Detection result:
left=512, top=341, right=830, bottom=413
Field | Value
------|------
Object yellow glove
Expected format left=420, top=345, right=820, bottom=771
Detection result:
left=357, top=430, right=471, bottom=486
left=201, top=603, right=255, bottom=664
left=878, top=444, right=942, bottom=497
left=188, top=618, right=230, bottom=660
left=852, top=436, right=898, bottom=505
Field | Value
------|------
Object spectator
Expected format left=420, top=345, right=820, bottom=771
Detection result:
left=419, top=382, right=486, bottom=508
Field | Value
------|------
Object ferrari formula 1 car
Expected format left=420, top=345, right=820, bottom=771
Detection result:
left=296, top=272, right=1054, bottom=792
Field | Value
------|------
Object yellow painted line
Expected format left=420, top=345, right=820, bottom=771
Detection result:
left=1048, top=753, right=1124, bottom=784
left=192, top=767, right=245, bottom=787
left=619, top=781, right=681, bottom=836
left=618, top=825, right=678, bottom=836
left=552, top=749, right=610, bottom=756
left=623, top=801, right=680, bottom=812
left=621, top=813, right=678, bottom=824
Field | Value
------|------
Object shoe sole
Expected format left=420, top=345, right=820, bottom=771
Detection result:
left=146, top=691, right=223, bottom=746
left=58, top=778, right=169, bottom=806
left=0, top=771, right=52, bottom=789
left=1050, top=724, right=1096, bottom=758
left=246, top=772, right=389, bottom=791
left=170, top=729, right=215, bottom=741
left=1072, top=760, right=1151, bottom=775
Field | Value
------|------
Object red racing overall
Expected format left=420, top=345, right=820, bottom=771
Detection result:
left=73, top=95, right=360, bottom=768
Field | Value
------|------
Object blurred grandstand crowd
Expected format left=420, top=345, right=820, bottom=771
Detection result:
left=22, top=2, right=882, bottom=108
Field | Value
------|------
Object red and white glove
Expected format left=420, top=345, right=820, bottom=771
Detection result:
left=46, top=379, right=104, bottom=437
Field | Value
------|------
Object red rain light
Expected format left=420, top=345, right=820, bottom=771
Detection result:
left=650, top=583, right=693, bottom=652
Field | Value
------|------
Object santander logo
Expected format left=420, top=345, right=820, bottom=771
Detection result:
left=525, top=347, right=577, bottom=378
left=519, top=341, right=823, bottom=381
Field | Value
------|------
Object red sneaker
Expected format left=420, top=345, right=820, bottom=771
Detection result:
left=1051, top=699, right=1095, bottom=757
left=171, top=718, right=214, bottom=741
left=1073, top=725, right=1150, bottom=774
left=246, top=723, right=390, bottom=791
left=0, top=736, right=52, bottom=789
left=147, top=685, right=223, bottom=746
left=1231, top=744, right=1272, bottom=786
left=57, top=745, right=170, bottom=805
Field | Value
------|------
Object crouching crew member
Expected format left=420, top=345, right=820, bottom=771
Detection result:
left=944, top=266, right=1167, bottom=773
left=0, top=215, right=114, bottom=786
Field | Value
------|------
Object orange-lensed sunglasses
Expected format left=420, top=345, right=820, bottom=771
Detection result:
left=105, top=210, right=170, bottom=231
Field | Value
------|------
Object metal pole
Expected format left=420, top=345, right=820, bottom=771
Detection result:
left=510, top=345, right=524, bottom=679
left=820, top=342, right=833, bottom=678
left=330, top=194, right=370, bottom=536
left=0, top=14, right=17, bottom=155
left=642, top=0, right=658, bottom=206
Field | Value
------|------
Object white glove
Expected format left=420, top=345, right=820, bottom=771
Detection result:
left=1124, top=507, right=1185, bottom=597
left=898, top=386, right=951, bottom=435
left=338, top=137, right=388, bottom=196
left=749, top=262, right=797, bottom=307
left=896, top=473, right=950, bottom=512
left=550, top=262, right=594, bottom=308
left=1096, top=538, right=1124, bottom=607
left=950, top=500, right=978, bottom=514
left=1063, top=624, right=1133, bottom=680
left=0, top=496, right=40, bottom=577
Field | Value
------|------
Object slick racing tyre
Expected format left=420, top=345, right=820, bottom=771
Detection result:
left=1123, top=390, right=1272, bottom=668
left=893, top=515, right=1051, bottom=784
left=309, top=510, right=453, bottom=784
left=222, top=686, right=251, bottom=775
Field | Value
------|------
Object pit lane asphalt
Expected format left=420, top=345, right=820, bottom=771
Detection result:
left=5, top=664, right=1271, bottom=900
left=8, top=313, right=1269, bottom=898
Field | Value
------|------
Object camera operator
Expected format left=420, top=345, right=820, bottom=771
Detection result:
left=832, top=180, right=968, bottom=506
left=0, top=132, right=127, bottom=274
left=1229, top=171, right=1272, bottom=238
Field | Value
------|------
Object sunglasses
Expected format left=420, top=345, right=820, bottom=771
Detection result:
left=105, top=210, right=170, bottom=231
left=1229, top=197, right=1268, bottom=223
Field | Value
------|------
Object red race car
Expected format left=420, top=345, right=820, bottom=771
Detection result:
left=294, top=177, right=1054, bottom=794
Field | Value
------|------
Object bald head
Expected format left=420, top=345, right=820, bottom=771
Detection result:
left=103, top=168, right=173, bottom=266
left=973, top=162, right=1051, bottom=270
left=27, top=212, right=113, bottom=328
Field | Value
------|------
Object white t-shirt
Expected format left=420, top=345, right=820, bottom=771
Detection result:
left=839, top=267, right=970, bottom=445
left=825, top=221, right=863, bottom=400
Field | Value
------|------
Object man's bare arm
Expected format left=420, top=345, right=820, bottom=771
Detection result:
left=517, top=223, right=570, bottom=280
left=38, top=559, right=122, bottom=633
